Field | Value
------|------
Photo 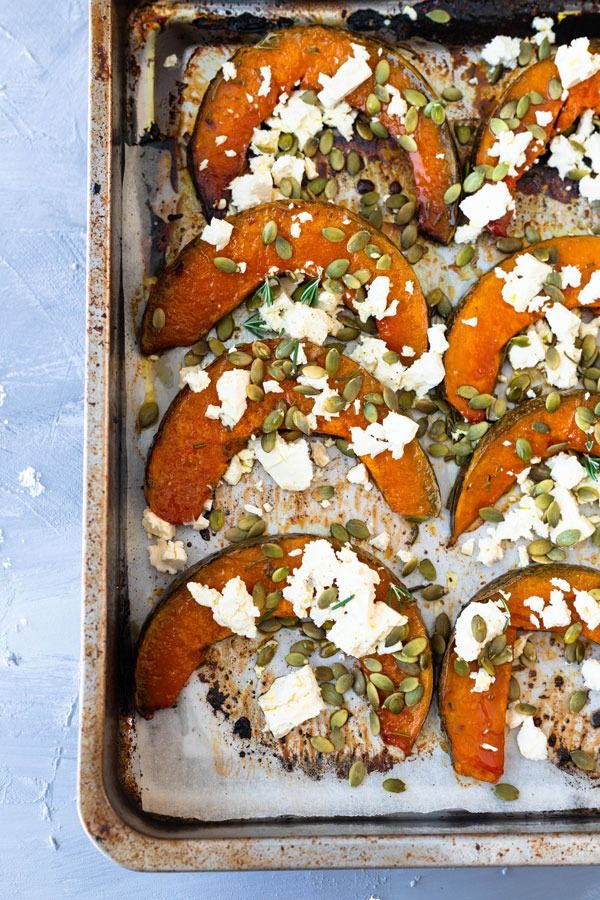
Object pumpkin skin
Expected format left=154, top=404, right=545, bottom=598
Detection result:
left=189, top=26, right=460, bottom=244
left=449, top=391, right=600, bottom=544
left=439, top=565, right=600, bottom=783
left=444, top=236, right=600, bottom=422
left=135, top=534, right=433, bottom=756
left=145, top=339, right=441, bottom=525
left=475, top=57, right=600, bottom=236
left=140, top=200, right=428, bottom=361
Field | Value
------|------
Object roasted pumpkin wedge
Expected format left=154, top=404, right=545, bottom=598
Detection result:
left=140, top=200, right=428, bottom=360
left=444, top=235, right=600, bottom=422
left=135, top=534, right=433, bottom=755
left=190, top=26, right=460, bottom=243
left=476, top=57, right=600, bottom=235
left=145, top=339, right=440, bottom=525
left=450, top=391, right=600, bottom=544
left=439, top=564, right=600, bottom=783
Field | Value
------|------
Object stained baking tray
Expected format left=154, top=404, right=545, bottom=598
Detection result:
left=80, top=0, right=600, bottom=870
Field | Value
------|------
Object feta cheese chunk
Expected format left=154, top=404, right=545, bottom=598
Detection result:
left=517, top=716, right=548, bottom=761
left=495, top=252, right=552, bottom=313
left=481, top=35, right=521, bottom=70
left=574, top=589, right=600, bottom=630
left=455, top=181, right=515, bottom=243
left=350, top=411, right=419, bottom=460
left=555, top=37, right=600, bottom=91
left=179, top=365, right=211, bottom=393
left=317, top=44, right=372, bottom=108
left=206, top=369, right=250, bottom=428
left=346, top=462, right=369, bottom=485
left=470, top=667, right=496, bottom=693
left=548, top=452, right=586, bottom=490
left=188, top=575, right=259, bottom=638
left=579, top=271, right=600, bottom=307
left=532, top=16, right=555, bottom=46
left=582, top=658, right=600, bottom=691
left=267, top=90, right=323, bottom=149
left=355, top=275, right=398, bottom=323
left=258, top=665, right=325, bottom=739
left=271, top=153, right=305, bottom=187
left=508, top=327, right=545, bottom=370
left=253, top=434, right=313, bottom=490
left=201, top=217, right=234, bottom=251
left=488, top=129, right=533, bottom=177
left=454, top=599, right=509, bottom=662
left=148, top=539, right=188, bottom=575
left=223, top=447, right=255, bottom=485
left=221, top=60, right=237, bottom=80
left=229, top=172, right=274, bottom=211
left=257, top=65, right=272, bottom=97
left=142, top=507, right=176, bottom=540
left=399, top=324, right=448, bottom=397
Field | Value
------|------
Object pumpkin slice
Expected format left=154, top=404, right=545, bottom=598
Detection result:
left=450, top=391, right=600, bottom=544
left=439, top=564, right=600, bottom=783
left=190, top=26, right=460, bottom=243
left=444, top=235, right=600, bottom=422
left=146, top=339, right=440, bottom=525
left=476, top=57, right=600, bottom=235
left=140, top=200, right=428, bottom=360
left=135, top=534, right=433, bottom=755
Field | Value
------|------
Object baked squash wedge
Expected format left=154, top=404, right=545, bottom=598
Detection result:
left=439, top=565, right=600, bottom=782
left=190, top=26, right=460, bottom=243
left=450, top=391, right=600, bottom=544
left=145, top=339, right=441, bottom=525
left=135, top=534, right=433, bottom=755
left=444, top=236, right=600, bottom=422
left=140, top=200, right=428, bottom=360
left=476, top=57, right=600, bottom=235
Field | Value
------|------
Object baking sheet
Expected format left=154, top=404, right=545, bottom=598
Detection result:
left=121, top=1, right=600, bottom=823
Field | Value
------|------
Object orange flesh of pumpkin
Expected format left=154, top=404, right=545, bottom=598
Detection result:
left=439, top=565, right=600, bottom=782
left=444, top=236, right=600, bottom=422
left=134, top=535, right=433, bottom=755
left=190, top=26, right=459, bottom=244
left=140, top=200, right=428, bottom=361
left=450, top=391, right=600, bottom=544
left=476, top=59, right=600, bottom=236
left=145, top=339, right=440, bottom=525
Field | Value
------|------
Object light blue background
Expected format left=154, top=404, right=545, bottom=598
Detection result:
left=1, top=2, right=599, bottom=897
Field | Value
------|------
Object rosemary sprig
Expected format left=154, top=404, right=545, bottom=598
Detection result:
left=299, top=273, right=321, bottom=306
left=331, top=593, right=355, bottom=610
left=388, top=583, right=416, bottom=606
left=243, top=312, right=270, bottom=337
left=584, top=454, right=600, bottom=482
left=257, top=276, right=274, bottom=306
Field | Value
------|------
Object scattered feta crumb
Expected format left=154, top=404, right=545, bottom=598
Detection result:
left=481, top=35, right=521, bottom=70
left=201, top=217, right=233, bottom=251
left=555, top=37, right=600, bottom=91
left=517, top=716, right=548, bottom=761
left=148, top=539, right=187, bottom=575
left=454, top=599, right=509, bottom=662
left=188, top=576, right=259, bottom=638
left=142, top=507, right=175, bottom=540
left=18, top=467, right=44, bottom=498
left=221, top=60, right=237, bottom=81
left=370, top=531, right=390, bottom=552
left=582, top=658, right=600, bottom=691
left=470, top=667, right=496, bottom=693
left=205, top=369, right=250, bottom=428
left=179, top=365, right=211, bottom=393
left=462, top=317, right=478, bottom=328
left=317, top=44, right=372, bottom=108
left=258, top=665, right=325, bottom=738
left=350, top=411, right=419, bottom=461
left=257, top=65, right=272, bottom=97
left=532, top=16, right=555, bottom=46
left=253, top=434, right=313, bottom=490
left=455, top=181, right=515, bottom=243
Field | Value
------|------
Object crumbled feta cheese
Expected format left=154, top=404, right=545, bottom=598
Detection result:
left=461, top=538, right=475, bottom=557
left=476, top=494, right=546, bottom=567
left=188, top=514, right=210, bottom=531
left=229, top=172, right=274, bottom=211
left=548, top=134, right=585, bottom=179
left=462, top=317, right=478, bottom=328
left=223, top=447, right=255, bottom=485
left=401, top=4, right=417, bottom=21
left=201, top=217, right=233, bottom=251
left=582, top=658, right=600, bottom=691
left=517, top=716, right=548, bottom=761
left=555, top=37, right=600, bottom=91
left=179, top=365, right=211, bottom=393
left=215, top=135, right=227, bottom=146
left=535, top=109, right=554, bottom=127
left=525, top=588, right=571, bottom=629
left=544, top=302, right=581, bottom=388
left=561, top=265, right=582, bottom=289
left=481, top=35, right=521, bottom=70
left=488, top=129, right=533, bottom=177
left=263, top=380, right=283, bottom=394
left=18, top=466, right=44, bottom=498
left=258, top=665, right=325, bottom=739
left=508, top=326, right=546, bottom=370
left=322, top=101, right=357, bottom=141
left=470, top=667, right=496, bottom=693
left=454, top=600, right=509, bottom=662
left=495, top=252, right=552, bottom=313
left=350, top=326, right=447, bottom=398
left=355, top=275, right=398, bottom=323
left=370, top=531, right=390, bottom=552
left=549, top=486, right=594, bottom=544
left=506, top=704, right=526, bottom=729
left=456, top=181, right=515, bottom=243
left=188, top=576, right=259, bottom=638
left=317, top=45, right=372, bottom=108
left=221, top=60, right=237, bottom=80
left=148, top=539, right=187, bottom=575
left=206, top=369, right=250, bottom=428
left=532, top=16, right=555, bottom=45
left=257, top=65, right=272, bottom=97
left=386, top=85, right=408, bottom=122
left=574, top=588, right=600, bottom=630
left=253, top=434, right=313, bottom=490
left=271, top=153, right=305, bottom=187
left=579, top=271, right=600, bottom=307
left=267, top=91, right=323, bottom=149
left=350, top=411, right=419, bottom=460
left=580, top=175, right=600, bottom=202
left=547, top=452, right=586, bottom=490
left=142, top=508, right=176, bottom=540
left=163, top=53, right=178, bottom=68
left=346, top=462, right=369, bottom=486
left=261, top=284, right=337, bottom=344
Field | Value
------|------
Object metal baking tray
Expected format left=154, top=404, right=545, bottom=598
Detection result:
left=80, top=0, right=600, bottom=870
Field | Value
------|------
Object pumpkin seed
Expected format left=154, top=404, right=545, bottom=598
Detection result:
left=366, top=681, right=380, bottom=709
left=404, top=637, right=427, bottom=657
left=332, top=663, right=348, bottom=680
left=346, top=150, right=363, bottom=176
left=342, top=376, right=364, bottom=403
left=398, top=675, right=419, bottom=694
left=329, top=148, right=345, bottom=171
left=224, top=526, right=247, bottom=543
left=362, top=658, right=382, bottom=675
left=431, top=633, right=446, bottom=656
left=385, top=625, right=407, bottom=648
left=442, top=85, right=462, bottom=102
left=285, top=651, right=307, bottom=667
left=314, top=666, right=332, bottom=684
left=398, top=134, right=418, bottom=153
left=311, top=735, right=335, bottom=753
left=384, top=692, right=405, bottom=714
left=569, top=689, right=589, bottom=714
left=348, top=759, right=366, bottom=787
left=471, top=614, right=487, bottom=643
left=435, top=613, right=451, bottom=641
left=229, top=350, right=252, bottom=367
left=326, top=258, right=350, bottom=279
left=422, top=584, right=446, bottom=602
left=383, top=777, right=406, bottom=793
left=330, top=522, right=350, bottom=543
left=555, top=528, right=582, bottom=547
left=274, top=235, right=292, bottom=260
left=456, top=123, right=471, bottom=145
left=515, top=437, right=532, bottom=461
left=321, top=683, right=344, bottom=707
left=322, top=226, right=345, bottom=244
left=443, top=183, right=461, bottom=204
left=418, top=559, right=436, bottom=581
left=209, top=508, right=224, bottom=532
left=247, top=383, right=264, bottom=405
left=261, top=431, right=277, bottom=453
left=508, top=676, right=521, bottom=702
left=369, top=710, right=381, bottom=736
left=463, top=170, right=485, bottom=194
left=538, top=35, right=551, bottom=60
left=353, top=668, right=367, bottom=696
left=453, top=657, right=469, bottom=677
left=262, top=408, right=284, bottom=433
left=213, top=256, right=239, bottom=273
left=291, top=639, right=315, bottom=656
left=516, top=94, right=531, bottom=118
left=331, top=708, right=349, bottom=730
left=256, top=641, right=277, bottom=667
left=373, top=58, right=390, bottom=84
left=405, top=684, right=424, bottom=707
left=346, top=230, right=370, bottom=254
left=138, top=400, right=159, bottom=429
left=496, top=236, right=523, bottom=254
left=152, top=307, right=165, bottom=331
left=346, top=518, right=370, bottom=540
left=262, top=220, right=277, bottom=245
left=336, top=673, right=354, bottom=694
left=270, top=566, right=289, bottom=583
left=370, top=672, right=395, bottom=692
left=308, top=176, right=326, bottom=195
left=571, top=749, right=596, bottom=772
left=317, top=586, right=338, bottom=610
left=548, top=76, right=563, bottom=100
left=456, top=245, right=475, bottom=267
left=490, top=117, right=508, bottom=136
left=493, top=783, right=519, bottom=801
left=479, top=506, right=504, bottom=523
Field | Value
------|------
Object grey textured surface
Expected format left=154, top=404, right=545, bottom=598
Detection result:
left=1, top=1, right=600, bottom=896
